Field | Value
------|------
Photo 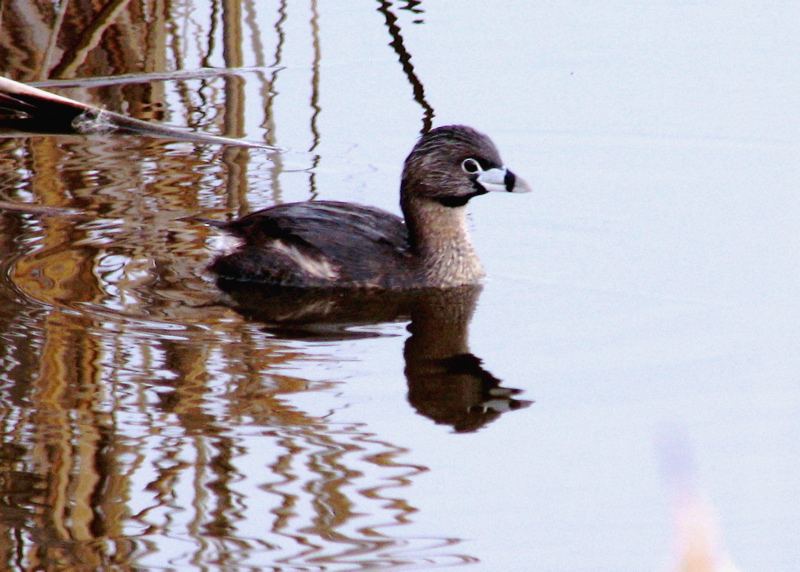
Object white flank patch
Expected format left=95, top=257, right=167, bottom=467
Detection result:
left=272, top=240, right=340, bottom=280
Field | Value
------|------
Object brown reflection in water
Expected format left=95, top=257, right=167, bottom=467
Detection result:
left=0, top=271, right=457, bottom=568
left=0, top=0, right=495, bottom=567
left=2, top=0, right=168, bottom=120
left=0, top=141, right=476, bottom=570
left=1, top=0, right=269, bottom=143
left=405, top=288, right=533, bottom=433
left=219, top=283, right=533, bottom=433
left=2, top=135, right=232, bottom=313
left=1, top=0, right=319, bottom=216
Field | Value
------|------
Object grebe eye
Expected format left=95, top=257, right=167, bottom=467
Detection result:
left=461, top=158, right=482, bottom=174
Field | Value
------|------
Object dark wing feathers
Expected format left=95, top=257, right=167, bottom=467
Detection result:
left=212, top=201, right=413, bottom=287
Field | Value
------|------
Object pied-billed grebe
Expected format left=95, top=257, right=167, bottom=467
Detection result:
left=205, top=125, right=530, bottom=289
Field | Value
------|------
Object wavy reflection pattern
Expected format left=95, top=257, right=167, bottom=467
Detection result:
left=0, top=0, right=506, bottom=569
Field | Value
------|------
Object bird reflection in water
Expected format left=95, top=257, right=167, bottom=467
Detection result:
left=215, top=281, right=532, bottom=432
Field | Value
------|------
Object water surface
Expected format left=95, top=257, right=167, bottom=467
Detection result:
left=0, top=1, right=798, bottom=570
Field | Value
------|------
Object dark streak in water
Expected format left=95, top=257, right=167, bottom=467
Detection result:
left=375, top=0, right=435, bottom=133
left=308, top=0, right=323, bottom=200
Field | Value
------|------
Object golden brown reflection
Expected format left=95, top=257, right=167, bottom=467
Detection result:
left=0, top=0, right=517, bottom=568
left=0, top=142, right=465, bottom=568
left=0, top=297, right=470, bottom=569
